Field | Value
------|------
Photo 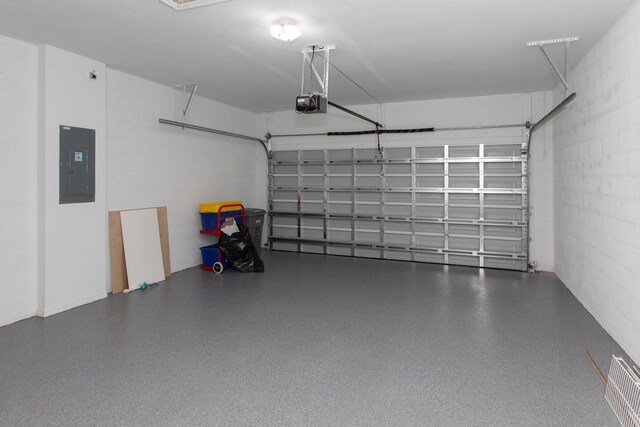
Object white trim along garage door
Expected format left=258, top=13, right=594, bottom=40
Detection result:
left=268, top=142, right=528, bottom=271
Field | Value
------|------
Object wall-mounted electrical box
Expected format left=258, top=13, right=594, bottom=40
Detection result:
left=59, top=125, right=95, bottom=204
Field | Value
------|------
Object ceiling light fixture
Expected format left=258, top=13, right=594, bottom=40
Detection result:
left=270, top=23, right=301, bottom=42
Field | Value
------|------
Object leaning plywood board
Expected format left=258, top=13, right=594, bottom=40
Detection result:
left=109, top=207, right=171, bottom=293
left=120, top=209, right=166, bottom=289
left=109, top=211, right=128, bottom=294
left=156, top=207, right=171, bottom=278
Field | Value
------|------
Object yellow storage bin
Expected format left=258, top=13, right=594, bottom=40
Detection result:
left=199, top=201, right=243, bottom=213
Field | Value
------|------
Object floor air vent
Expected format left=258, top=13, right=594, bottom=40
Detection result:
left=606, top=355, right=640, bottom=427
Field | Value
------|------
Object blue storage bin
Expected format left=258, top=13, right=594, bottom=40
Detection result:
left=200, top=244, right=231, bottom=268
left=200, top=209, right=243, bottom=231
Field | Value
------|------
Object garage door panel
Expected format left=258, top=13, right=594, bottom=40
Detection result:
left=384, top=250, right=412, bottom=261
left=273, top=151, right=297, bottom=162
left=416, top=146, right=445, bottom=158
left=273, top=201, right=297, bottom=212
left=385, top=148, right=412, bottom=159
left=301, top=228, right=323, bottom=239
left=355, top=176, right=381, bottom=187
left=450, top=163, right=479, bottom=174
left=485, top=162, right=521, bottom=174
left=417, top=193, right=445, bottom=204
left=386, top=193, right=412, bottom=203
left=327, top=229, right=351, bottom=240
left=355, top=164, right=382, bottom=174
left=450, top=177, right=480, bottom=188
left=328, top=149, right=353, bottom=161
left=415, top=223, right=445, bottom=234
left=355, top=204, right=381, bottom=215
left=328, top=164, right=352, bottom=174
left=276, top=176, right=298, bottom=186
left=485, top=144, right=521, bottom=157
left=301, top=243, right=324, bottom=253
left=485, top=176, right=521, bottom=189
left=484, top=257, right=525, bottom=270
left=301, top=217, right=323, bottom=228
left=269, top=144, right=528, bottom=271
left=450, top=206, right=480, bottom=219
left=301, top=150, right=323, bottom=161
left=449, top=254, right=480, bottom=267
left=302, top=165, right=323, bottom=175
left=450, top=237, right=480, bottom=251
left=272, top=241, right=298, bottom=252
left=327, top=246, right=352, bottom=256
left=302, top=202, right=324, bottom=213
left=355, top=248, right=381, bottom=258
left=385, top=164, right=412, bottom=174
left=386, top=204, right=412, bottom=216
left=386, top=176, right=412, bottom=187
left=416, top=163, right=445, bottom=174
left=355, top=149, right=380, bottom=160
left=449, top=146, right=479, bottom=157
left=485, top=193, right=522, bottom=206
left=356, top=231, right=380, bottom=243
left=416, top=235, right=445, bottom=248
left=301, top=192, right=323, bottom=201
left=329, top=192, right=352, bottom=202
left=417, top=206, right=446, bottom=218
left=415, top=252, right=446, bottom=264
left=417, top=176, right=445, bottom=187
left=485, top=225, right=522, bottom=238
left=273, top=164, right=298, bottom=174
left=485, top=239, right=523, bottom=254
left=328, top=203, right=353, bottom=214
left=328, top=176, right=352, bottom=187
left=449, top=224, right=480, bottom=236
left=485, top=207, right=522, bottom=221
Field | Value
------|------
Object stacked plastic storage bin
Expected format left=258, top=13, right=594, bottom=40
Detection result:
left=199, top=201, right=244, bottom=271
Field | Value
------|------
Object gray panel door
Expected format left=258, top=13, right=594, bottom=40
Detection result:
left=268, top=144, right=528, bottom=271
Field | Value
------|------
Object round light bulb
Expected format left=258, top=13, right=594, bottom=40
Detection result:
left=270, top=22, right=301, bottom=42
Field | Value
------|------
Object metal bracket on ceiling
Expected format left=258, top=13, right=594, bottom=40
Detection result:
left=178, top=83, right=198, bottom=118
left=301, top=45, right=335, bottom=98
left=527, top=37, right=578, bottom=95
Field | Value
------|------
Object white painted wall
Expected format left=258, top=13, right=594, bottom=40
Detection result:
left=553, top=0, right=640, bottom=364
left=0, top=35, right=38, bottom=325
left=259, top=92, right=555, bottom=271
left=37, top=46, right=107, bottom=316
left=106, top=69, right=263, bottom=286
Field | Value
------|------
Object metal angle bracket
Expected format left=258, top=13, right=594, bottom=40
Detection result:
left=527, top=37, right=579, bottom=92
left=301, top=45, right=336, bottom=98
left=177, top=83, right=198, bottom=118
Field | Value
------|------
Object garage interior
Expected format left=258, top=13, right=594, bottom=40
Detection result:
left=1, top=0, right=639, bottom=425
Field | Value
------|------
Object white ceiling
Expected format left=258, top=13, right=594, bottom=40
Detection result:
left=0, top=0, right=635, bottom=112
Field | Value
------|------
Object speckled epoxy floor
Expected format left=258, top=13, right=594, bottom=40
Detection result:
left=0, top=251, right=625, bottom=426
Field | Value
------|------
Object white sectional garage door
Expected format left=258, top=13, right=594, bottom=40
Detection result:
left=268, top=143, right=528, bottom=271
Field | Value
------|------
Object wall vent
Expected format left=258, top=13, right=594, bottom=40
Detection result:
left=159, top=0, right=233, bottom=11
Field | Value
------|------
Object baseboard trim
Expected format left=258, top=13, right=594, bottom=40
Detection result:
left=37, top=292, right=108, bottom=318
left=0, top=311, right=38, bottom=328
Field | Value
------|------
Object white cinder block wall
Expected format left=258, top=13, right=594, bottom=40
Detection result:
left=554, top=0, right=640, bottom=364
left=106, top=70, right=262, bottom=283
left=260, top=92, right=555, bottom=271
left=0, top=35, right=38, bottom=325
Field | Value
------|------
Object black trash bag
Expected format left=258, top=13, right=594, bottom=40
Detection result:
left=218, top=223, right=265, bottom=273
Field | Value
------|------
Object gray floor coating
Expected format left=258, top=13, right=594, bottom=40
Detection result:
left=0, top=251, right=626, bottom=426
